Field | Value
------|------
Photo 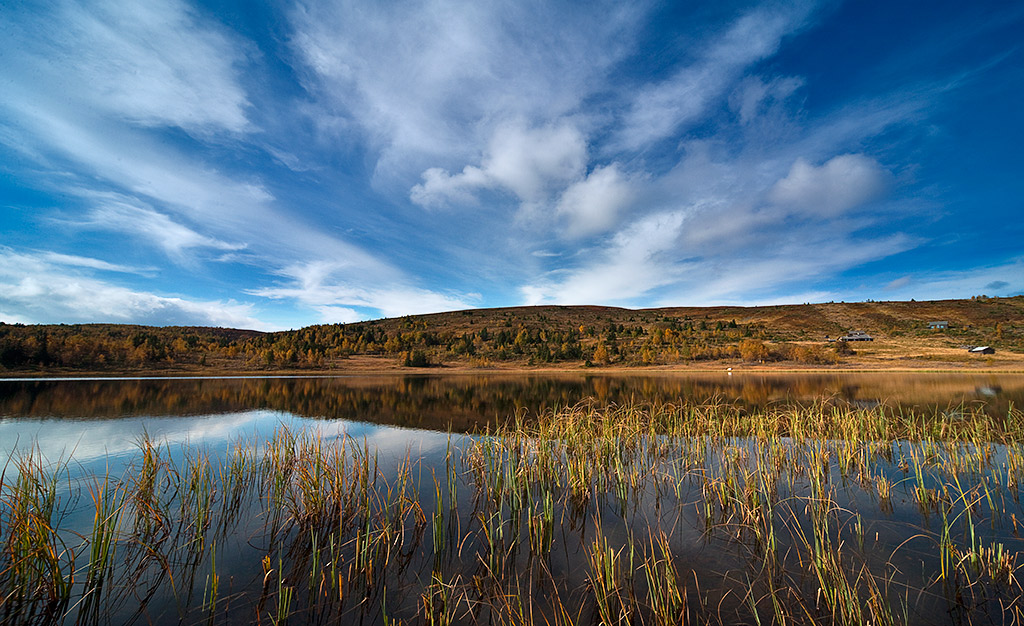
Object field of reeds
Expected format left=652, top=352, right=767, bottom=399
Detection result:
left=2, top=400, right=1024, bottom=625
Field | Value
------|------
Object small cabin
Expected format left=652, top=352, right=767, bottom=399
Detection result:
left=927, top=321, right=949, bottom=330
left=969, top=346, right=995, bottom=355
left=839, top=330, right=874, bottom=342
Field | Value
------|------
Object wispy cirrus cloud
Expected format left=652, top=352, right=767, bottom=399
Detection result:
left=392, top=1, right=830, bottom=255
left=0, top=0, right=472, bottom=324
left=250, top=261, right=477, bottom=321
left=613, top=2, right=816, bottom=152
left=522, top=213, right=917, bottom=308
left=63, top=192, right=245, bottom=264
left=729, top=76, right=805, bottom=126
left=34, top=251, right=149, bottom=275
left=0, top=247, right=273, bottom=329
left=2, top=0, right=251, bottom=136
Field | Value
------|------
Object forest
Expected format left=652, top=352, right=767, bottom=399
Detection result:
left=1, top=296, right=1021, bottom=372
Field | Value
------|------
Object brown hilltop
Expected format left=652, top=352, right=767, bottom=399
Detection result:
left=369, top=296, right=1020, bottom=340
left=1, top=296, right=1022, bottom=374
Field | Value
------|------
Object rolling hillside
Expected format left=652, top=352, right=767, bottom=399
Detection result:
left=1, top=296, right=1021, bottom=373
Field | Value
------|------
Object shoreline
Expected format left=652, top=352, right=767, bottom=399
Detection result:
left=4, top=360, right=1024, bottom=380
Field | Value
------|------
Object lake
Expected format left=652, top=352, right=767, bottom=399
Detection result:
left=1, top=372, right=1023, bottom=625
left=3, top=372, right=1022, bottom=460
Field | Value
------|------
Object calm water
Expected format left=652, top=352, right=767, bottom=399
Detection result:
left=1, top=372, right=1022, bottom=625
left=2, top=372, right=1022, bottom=461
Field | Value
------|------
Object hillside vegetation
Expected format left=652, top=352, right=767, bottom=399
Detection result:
left=1, top=296, right=1022, bottom=373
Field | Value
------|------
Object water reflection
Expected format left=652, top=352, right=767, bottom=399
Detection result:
left=1, top=372, right=1022, bottom=429
left=2, top=375, right=1024, bottom=624
left=3, top=373, right=1020, bottom=468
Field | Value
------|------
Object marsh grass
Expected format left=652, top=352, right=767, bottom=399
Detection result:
left=0, top=449, right=75, bottom=624
left=2, top=400, right=1023, bottom=624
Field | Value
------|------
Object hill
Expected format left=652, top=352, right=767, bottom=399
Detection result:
left=1, top=296, right=1022, bottom=374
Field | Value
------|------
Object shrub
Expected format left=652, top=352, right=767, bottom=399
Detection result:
left=401, top=350, right=431, bottom=367
left=834, top=341, right=856, bottom=356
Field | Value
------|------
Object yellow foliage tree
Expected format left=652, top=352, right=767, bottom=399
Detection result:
left=739, top=339, right=770, bottom=362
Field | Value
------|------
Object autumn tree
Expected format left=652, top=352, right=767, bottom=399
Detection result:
left=739, top=339, right=770, bottom=362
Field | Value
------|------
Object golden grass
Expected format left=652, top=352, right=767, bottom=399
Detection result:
left=2, top=400, right=1024, bottom=624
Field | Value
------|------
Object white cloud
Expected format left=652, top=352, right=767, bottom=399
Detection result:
left=556, top=164, right=635, bottom=238
left=769, top=154, right=892, bottom=217
left=0, top=0, right=437, bottom=316
left=411, top=121, right=638, bottom=239
left=0, top=247, right=273, bottom=329
left=522, top=211, right=688, bottom=305
left=0, top=311, right=33, bottom=325
left=487, top=122, right=588, bottom=203
left=410, top=121, right=587, bottom=208
left=312, top=306, right=364, bottom=324
left=520, top=149, right=919, bottom=308
left=788, top=94, right=931, bottom=163
left=410, top=167, right=491, bottom=210
left=514, top=65, right=946, bottom=308
left=717, top=257, right=1024, bottom=307
left=1, top=97, right=275, bottom=241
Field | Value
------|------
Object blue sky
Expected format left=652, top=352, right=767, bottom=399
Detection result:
left=1, top=0, right=1021, bottom=330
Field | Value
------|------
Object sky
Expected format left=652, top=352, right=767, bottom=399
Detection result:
left=1, top=0, right=1022, bottom=331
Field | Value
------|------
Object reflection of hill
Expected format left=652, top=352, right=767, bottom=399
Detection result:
left=2, top=373, right=1023, bottom=431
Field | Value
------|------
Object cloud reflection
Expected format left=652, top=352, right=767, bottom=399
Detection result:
left=1, top=409, right=452, bottom=476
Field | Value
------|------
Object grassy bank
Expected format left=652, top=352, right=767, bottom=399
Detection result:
left=2, top=401, right=1024, bottom=624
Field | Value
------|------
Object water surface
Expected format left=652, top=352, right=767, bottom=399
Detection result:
left=1, top=373, right=1022, bottom=625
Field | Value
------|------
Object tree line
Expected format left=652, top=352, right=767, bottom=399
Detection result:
left=0, top=313, right=854, bottom=372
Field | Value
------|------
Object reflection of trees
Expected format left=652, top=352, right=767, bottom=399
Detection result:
left=1, top=374, right=1022, bottom=431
